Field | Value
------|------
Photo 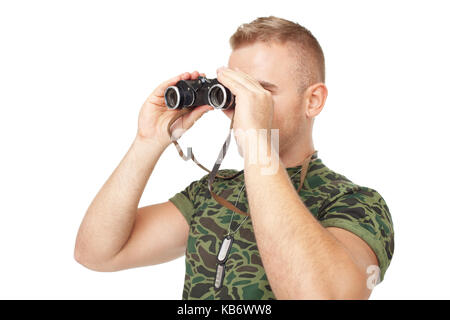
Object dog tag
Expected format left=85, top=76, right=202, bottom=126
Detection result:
left=217, top=235, right=234, bottom=264
left=214, top=263, right=226, bottom=289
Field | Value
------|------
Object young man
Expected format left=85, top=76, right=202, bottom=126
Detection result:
left=75, top=16, right=394, bottom=300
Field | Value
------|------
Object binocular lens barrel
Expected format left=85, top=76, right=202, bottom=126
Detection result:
left=164, top=77, right=234, bottom=110
left=164, top=86, right=196, bottom=109
left=208, top=84, right=227, bottom=109
left=165, top=86, right=180, bottom=109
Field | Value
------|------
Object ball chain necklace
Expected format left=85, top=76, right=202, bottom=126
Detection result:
left=214, top=165, right=305, bottom=290
left=165, top=95, right=319, bottom=290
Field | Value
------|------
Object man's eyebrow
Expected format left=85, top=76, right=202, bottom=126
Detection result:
left=257, top=80, right=278, bottom=90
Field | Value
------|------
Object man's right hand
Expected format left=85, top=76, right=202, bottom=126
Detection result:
left=136, top=71, right=214, bottom=149
left=75, top=71, right=214, bottom=272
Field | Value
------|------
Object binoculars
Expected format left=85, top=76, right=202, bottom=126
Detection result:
left=164, top=76, right=235, bottom=110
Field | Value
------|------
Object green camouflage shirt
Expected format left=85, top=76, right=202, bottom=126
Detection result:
left=169, top=156, right=394, bottom=300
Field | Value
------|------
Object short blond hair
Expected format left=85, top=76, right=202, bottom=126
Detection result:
left=229, top=16, right=325, bottom=93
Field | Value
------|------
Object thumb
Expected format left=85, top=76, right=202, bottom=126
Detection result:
left=182, top=105, right=214, bottom=129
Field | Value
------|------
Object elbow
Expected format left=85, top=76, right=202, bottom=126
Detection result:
left=73, top=243, right=98, bottom=271
left=327, top=273, right=371, bottom=300
left=74, top=241, right=117, bottom=272
left=74, top=250, right=116, bottom=272
left=316, top=260, right=372, bottom=300
left=290, top=272, right=370, bottom=300
left=73, top=246, right=92, bottom=270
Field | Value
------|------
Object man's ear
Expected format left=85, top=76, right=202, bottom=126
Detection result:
left=304, top=83, right=328, bottom=119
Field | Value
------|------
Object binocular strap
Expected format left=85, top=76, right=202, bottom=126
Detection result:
left=167, top=108, right=317, bottom=217
left=166, top=108, right=243, bottom=179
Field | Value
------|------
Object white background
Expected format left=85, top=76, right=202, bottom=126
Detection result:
left=1, top=0, right=449, bottom=299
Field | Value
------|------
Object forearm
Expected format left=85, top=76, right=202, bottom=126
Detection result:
left=244, top=147, right=365, bottom=299
left=75, top=135, right=166, bottom=266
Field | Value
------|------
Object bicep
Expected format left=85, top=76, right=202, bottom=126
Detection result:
left=108, top=201, right=190, bottom=270
left=326, top=227, right=379, bottom=298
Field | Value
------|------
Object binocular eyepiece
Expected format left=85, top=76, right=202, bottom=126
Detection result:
left=164, top=76, right=235, bottom=110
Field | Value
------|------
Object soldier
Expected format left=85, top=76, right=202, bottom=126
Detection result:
left=74, top=16, right=394, bottom=300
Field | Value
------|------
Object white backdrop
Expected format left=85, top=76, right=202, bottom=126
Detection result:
left=1, top=0, right=449, bottom=299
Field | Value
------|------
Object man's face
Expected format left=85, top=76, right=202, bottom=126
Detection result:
left=226, top=41, right=308, bottom=154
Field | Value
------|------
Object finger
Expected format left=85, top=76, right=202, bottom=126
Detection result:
left=149, top=71, right=204, bottom=106
left=221, top=108, right=234, bottom=120
left=216, top=69, right=248, bottom=97
left=147, top=95, right=165, bottom=106
left=219, top=67, right=262, bottom=92
left=181, top=105, right=214, bottom=129
left=152, top=72, right=190, bottom=97
left=191, top=70, right=200, bottom=79
left=181, top=72, right=191, bottom=80
left=231, top=67, right=264, bottom=90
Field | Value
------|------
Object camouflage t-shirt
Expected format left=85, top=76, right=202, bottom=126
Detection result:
left=169, top=157, right=394, bottom=300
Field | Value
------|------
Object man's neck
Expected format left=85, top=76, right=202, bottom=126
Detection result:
left=278, top=138, right=315, bottom=169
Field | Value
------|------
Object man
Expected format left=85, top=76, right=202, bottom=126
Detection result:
left=75, top=16, right=394, bottom=300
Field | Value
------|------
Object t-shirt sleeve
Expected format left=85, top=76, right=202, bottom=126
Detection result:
left=318, top=186, right=394, bottom=282
left=168, top=173, right=209, bottom=226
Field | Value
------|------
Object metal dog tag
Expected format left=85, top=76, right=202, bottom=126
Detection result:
left=217, top=235, right=233, bottom=264
left=214, top=263, right=226, bottom=289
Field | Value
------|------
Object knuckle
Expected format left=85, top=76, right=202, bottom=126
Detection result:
left=251, top=90, right=268, bottom=102
left=262, top=89, right=272, bottom=98
left=249, top=90, right=259, bottom=98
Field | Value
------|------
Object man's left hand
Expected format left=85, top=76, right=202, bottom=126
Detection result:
left=216, top=66, right=274, bottom=132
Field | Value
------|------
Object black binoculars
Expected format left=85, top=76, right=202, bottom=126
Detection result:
left=164, top=76, right=235, bottom=110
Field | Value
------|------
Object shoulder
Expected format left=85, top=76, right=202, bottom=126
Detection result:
left=307, top=158, right=391, bottom=217
left=306, top=158, right=358, bottom=197
left=309, top=159, right=394, bottom=280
